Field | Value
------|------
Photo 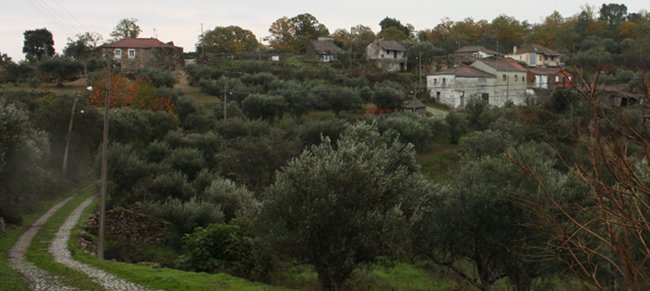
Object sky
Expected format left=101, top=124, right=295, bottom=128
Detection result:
left=2, top=0, right=648, bottom=61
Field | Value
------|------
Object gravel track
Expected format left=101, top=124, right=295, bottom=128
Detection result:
left=50, top=195, right=148, bottom=291
left=7, top=197, right=78, bottom=291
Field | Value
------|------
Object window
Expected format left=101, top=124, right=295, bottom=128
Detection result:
left=128, top=49, right=136, bottom=58
left=522, top=76, right=525, bottom=82
left=433, top=78, right=437, bottom=84
left=481, top=93, right=489, bottom=102
left=114, top=49, right=122, bottom=58
left=442, top=78, right=446, bottom=84
left=555, top=76, right=560, bottom=82
left=436, top=92, right=441, bottom=99
left=514, top=75, right=518, bottom=81
left=502, top=74, right=507, bottom=81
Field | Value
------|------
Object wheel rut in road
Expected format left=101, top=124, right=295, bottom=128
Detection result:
left=50, top=195, right=148, bottom=291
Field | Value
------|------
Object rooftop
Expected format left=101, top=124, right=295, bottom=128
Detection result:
left=310, top=39, right=343, bottom=54
left=430, top=65, right=495, bottom=78
left=514, top=44, right=561, bottom=56
left=100, top=38, right=180, bottom=49
left=455, top=45, right=501, bottom=56
left=474, top=59, right=527, bottom=72
left=374, top=40, right=406, bottom=51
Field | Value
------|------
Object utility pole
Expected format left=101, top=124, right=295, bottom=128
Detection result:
left=62, top=94, right=79, bottom=176
left=98, top=60, right=111, bottom=260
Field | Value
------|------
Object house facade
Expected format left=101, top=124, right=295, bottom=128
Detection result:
left=506, top=44, right=563, bottom=67
left=527, top=67, right=573, bottom=89
left=96, top=38, right=184, bottom=72
left=307, top=37, right=343, bottom=62
left=427, top=66, right=496, bottom=108
left=427, top=59, right=530, bottom=108
left=366, top=40, right=408, bottom=72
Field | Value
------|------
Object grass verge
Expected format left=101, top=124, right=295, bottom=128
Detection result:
left=26, top=185, right=104, bottom=290
left=0, top=182, right=92, bottom=290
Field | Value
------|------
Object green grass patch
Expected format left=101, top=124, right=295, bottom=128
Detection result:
left=274, top=263, right=456, bottom=291
left=1, top=221, right=37, bottom=290
left=26, top=186, right=104, bottom=290
left=417, top=142, right=460, bottom=183
left=0, top=181, right=94, bottom=290
left=70, top=199, right=287, bottom=291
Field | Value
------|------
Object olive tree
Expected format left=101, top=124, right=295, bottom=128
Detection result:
left=258, top=123, right=431, bottom=289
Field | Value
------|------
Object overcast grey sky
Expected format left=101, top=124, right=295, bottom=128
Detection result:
left=2, top=1, right=647, bottom=60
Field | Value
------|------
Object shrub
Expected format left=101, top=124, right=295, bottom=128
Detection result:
left=137, top=68, right=177, bottom=88
left=143, top=198, right=224, bottom=235
left=176, top=223, right=254, bottom=277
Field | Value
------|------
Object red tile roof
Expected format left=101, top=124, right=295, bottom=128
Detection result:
left=431, top=65, right=495, bottom=78
left=101, top=38, right=180, bottom=49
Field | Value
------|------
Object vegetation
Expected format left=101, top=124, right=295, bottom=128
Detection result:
left=2, top=3, right=650, bottom=290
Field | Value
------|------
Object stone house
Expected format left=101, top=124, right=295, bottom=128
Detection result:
left=506, top=44, right=563, bottom=67
left=427, top=59, right=530, bottom=108
left=307, top=37, right=343, bottom=62
left=366, top=40, right=408, bottom=72
left=95, top=38, right=184, bottom=72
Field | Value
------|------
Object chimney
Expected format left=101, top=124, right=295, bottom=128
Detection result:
left=513, top=46, right=517, bottom=54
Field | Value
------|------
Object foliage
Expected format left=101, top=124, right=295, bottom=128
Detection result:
left=23, top=28, right=54, bottom=61
left=258, top=123, right=430, bottom=289
left=165, top=148, right=205, bottom=180
left=241, top=94, right=287, bottom=121
left=137, top=68, right=177, bottom=88
left=38, top=57, right=84, bottom=86
left=143, top=198, right=224, bottom=235
left=63, top=32, right=103, bottom=60
left=370, top=81, right=405, bottom=109
left=268, top=13, right=330, bottom=53
left=458, top=129, right=514, bottom=159
left=176, top=223, right=254, bottom=277
left=110, top=18, right=142, bottom=41
left=311, top=84, right=361, bottom=117
left=411, top=143, right=562, bottom=291
left=445, top=110, right=468, bottom=144
left=88, top=73, right=174, bottom=112
left=374, top=113, right=446, bottom=151
left=202, top=177, right=259, bottom=222
left=216, top=131, right=301, bottom=193
left=3, top=62, right=34, bottom=84
left=296, top=118, right=348, bottom=147
left=198, top=26, right=259, bottom=58
left=276, top=80, right=316, bottom=121
left=184, top=64, right=223, bottom=86
left=378, top=17, right=413, bottom=41
left=0, top=99, right=53, bottom=224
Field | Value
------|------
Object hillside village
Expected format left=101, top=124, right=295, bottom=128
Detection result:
left=1, top=2, right=650, bottom=291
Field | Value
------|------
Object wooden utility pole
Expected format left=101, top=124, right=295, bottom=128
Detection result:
left=98, top=61, right=111, bottom=260
left=62, top=94, right=79, bottom=175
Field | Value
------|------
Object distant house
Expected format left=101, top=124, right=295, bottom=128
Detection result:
left=307, top=37, right=343, bottom=62
left=455, top=45, right=502, bottom=60
left=366, top=40, right=408, bottom=72
left=427, top=65, right=495, bottom=108
left=506, top=44, right=563, bottom=67
left=527, top=67, right=573, bottom=90
left=96, top=38, right=184, bottom=72
left=427, top=58, right=530, bottom=108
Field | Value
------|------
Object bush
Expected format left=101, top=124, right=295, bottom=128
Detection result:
left=143, top=198, right=224, bottom=235
left=165, top=148, right=205, bottom=180
left=185, top=64, right=223, bottom=86
left=176, top=223, right=254, bottom=277
left=137, top=68, right=177, bottom=88
left=241, top=94, right=287, bottom=121
left=202, top=177, right=259, bottom=222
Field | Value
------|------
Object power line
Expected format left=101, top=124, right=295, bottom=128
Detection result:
left=25, top=0, right=76, bottom=40
left=51, top=0, right=92, bottom=33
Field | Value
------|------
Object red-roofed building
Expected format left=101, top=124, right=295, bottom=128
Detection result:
left=96, top=38, right=184, bottom=71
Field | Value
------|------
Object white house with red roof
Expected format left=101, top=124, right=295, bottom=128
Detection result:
left=96, top=38, right=184, bottom=71
left=427, top=58, right=531, bottom=108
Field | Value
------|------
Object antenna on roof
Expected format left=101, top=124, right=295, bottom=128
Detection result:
left=153, top=28, right=158, bottom=39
